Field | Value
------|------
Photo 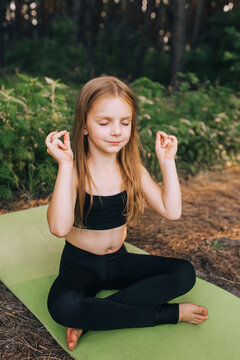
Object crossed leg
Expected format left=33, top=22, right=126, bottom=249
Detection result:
left=48, top=250, right=208, bottom=350
left=103, top=251, right=208, bottom=326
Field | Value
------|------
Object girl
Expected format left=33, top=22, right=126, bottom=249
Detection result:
left=45, top=75, right=208, bottom=351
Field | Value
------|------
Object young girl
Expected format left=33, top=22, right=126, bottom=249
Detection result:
left=45, top=75, right=208, bottom=351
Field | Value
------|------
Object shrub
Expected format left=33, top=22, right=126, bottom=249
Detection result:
left=131, top=75, right=240, bottom=179
left=1, top=74, right=239, bottom=201
left=0, top=73, right=73, bottom=200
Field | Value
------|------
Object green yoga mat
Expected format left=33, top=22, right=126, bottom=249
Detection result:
left=1, top=205, right=240, bottom=360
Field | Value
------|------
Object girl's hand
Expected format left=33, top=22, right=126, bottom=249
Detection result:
left=155, top=131, right=178, bottom=160
left=45, top=130, right=74, bottom=165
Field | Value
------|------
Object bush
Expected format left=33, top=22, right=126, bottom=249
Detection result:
left=0, top=73, right=74, bottom=200
left=131, top=75, right=240, bottom=179
left=1, top=74, right=239, bottom=201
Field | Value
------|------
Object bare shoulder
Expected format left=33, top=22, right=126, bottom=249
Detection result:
left=139, top=164, right=168, bottom=218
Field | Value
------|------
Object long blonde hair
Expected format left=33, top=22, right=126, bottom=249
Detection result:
left=71, top=75, right=146, bottom=228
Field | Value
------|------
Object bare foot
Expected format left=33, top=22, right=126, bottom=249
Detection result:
left=179, top=302, right=209, bottom=325
left=66, top=327, right=83, bottom=351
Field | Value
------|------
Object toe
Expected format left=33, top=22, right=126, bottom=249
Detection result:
left=66, top=329, right=77, bottom=350
left=197, top=306, right=208, bottom=316
left=194, top=314, right=209, bottom=324
left=196, top=314, right=208, bottom=320
left=68, top=342, right=75, bottom=350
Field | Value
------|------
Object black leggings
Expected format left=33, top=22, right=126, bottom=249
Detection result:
left=47, top=241, right=196, bottom=333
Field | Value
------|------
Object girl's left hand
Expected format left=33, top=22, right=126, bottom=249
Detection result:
left=155, top=131, right=178, bottom=160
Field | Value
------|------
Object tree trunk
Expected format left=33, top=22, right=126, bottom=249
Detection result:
left=0, top=0, right=8, bottom=72
left=13, top=0, right=22, bottom=43
left=133, top=0, right=142, bottom=79
left=122, top=16, right=129, bottom=79
left=39, top=0, right=47, bottom=36
left=191, top=0, right=204, bottom=48
left=169, top=0, right=187, bottom=88
left=85, top=0, right=95, bottom=79
left=134, top=0, right=154, bottom=79
left=100, top=0, right=110, bottom=75
left=72, top=0, right=83, bottom=43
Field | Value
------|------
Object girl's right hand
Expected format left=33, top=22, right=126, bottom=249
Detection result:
left=45, top=130, right=74, bottom=165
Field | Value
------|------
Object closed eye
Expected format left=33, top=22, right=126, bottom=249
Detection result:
left=99, top=122, right=130, bottom=126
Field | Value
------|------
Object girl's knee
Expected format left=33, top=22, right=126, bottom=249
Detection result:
left=47, top=288, right=84, bottom=326
left=176, top=259, right=196, bottom=293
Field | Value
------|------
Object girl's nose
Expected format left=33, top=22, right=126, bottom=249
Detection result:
left=111, top=124, right=121, bottom=136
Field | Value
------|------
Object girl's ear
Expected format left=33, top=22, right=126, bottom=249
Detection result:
left=83, top=124, right=88, bottom=135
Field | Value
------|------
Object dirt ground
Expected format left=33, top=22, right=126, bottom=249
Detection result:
left=0, top=165, right=240, bottom=359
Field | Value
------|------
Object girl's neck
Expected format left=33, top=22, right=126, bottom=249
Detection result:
left=86, top=156, right=123, bottom=195
left=87, top=154, right=119, bottom=173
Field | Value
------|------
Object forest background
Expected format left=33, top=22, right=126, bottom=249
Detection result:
left=0, top=2, right=240, bottom=359
left=0, top=0, right=240, bottom=202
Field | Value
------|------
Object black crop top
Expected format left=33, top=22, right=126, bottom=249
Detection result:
left=73, top=190, right=127, bottom=230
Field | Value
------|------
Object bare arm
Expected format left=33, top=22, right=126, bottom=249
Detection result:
left=159, top=158, right=181, bottom=219
left=47, top=162, right=77, bottom=237
left=45, top=130, right=78, bottom=237
left=140, top=131, right=181, bottom=220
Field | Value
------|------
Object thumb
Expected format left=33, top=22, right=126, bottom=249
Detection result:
left=64, top=132, right=71, bottom=148
left=155, top=132, right=161, bottom=152
left=155, top=132, right=161, bottom=145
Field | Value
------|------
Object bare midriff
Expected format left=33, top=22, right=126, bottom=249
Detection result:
left=65, top=224, right=127, bottom=255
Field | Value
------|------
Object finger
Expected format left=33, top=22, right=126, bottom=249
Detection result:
left=51, top=131, right=69, bottom=148
left=49, top=136, right=66, bottom=149
left=55, top=138, right=68, bottom=149
left=156, top=131, right=161, bottom=140
left=50, top=130, right=67, bottom=144
left=168, top=135, right=177, bottom=142
left=161, top=139, right=171, bottom=148
left=51, top=130, right=67, bottom=141
left=155, top=132, right=162, bottom=148
left=157, top=131, right=168, bottom=139
left=45, top=131, right=58, bottom=145
left=63, top=131, right=70, bottom=148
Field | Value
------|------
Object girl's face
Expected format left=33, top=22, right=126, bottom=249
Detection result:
left=84, top=96, right=132, bottom=155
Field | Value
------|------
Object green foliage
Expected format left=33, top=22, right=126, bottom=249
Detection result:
left=221, top=26, right=240, bottom=74
left=94, top=18, right=165, bottom=82
left=4, top=10, right=240, bottom=89
left=5, top=15, right=89, bottom=83
left=1, top=74, right=239, bottom=201
left=131, top=76, right=166, bottom=99
left=94, top=19, right=127, bottom=78
left=142, top=48, right=170, bottom=85
left=0, top=73, right=73, bottom=200
left=185, top=10, right=240, bottom=89
left=131, top=75, right=240, bottom=179
left=5, top=15, right=169, bottom=85
left=206, top=238, right=226, bottom=251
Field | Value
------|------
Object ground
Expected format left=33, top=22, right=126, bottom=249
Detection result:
left=0, top=165, right=240, bottom=359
